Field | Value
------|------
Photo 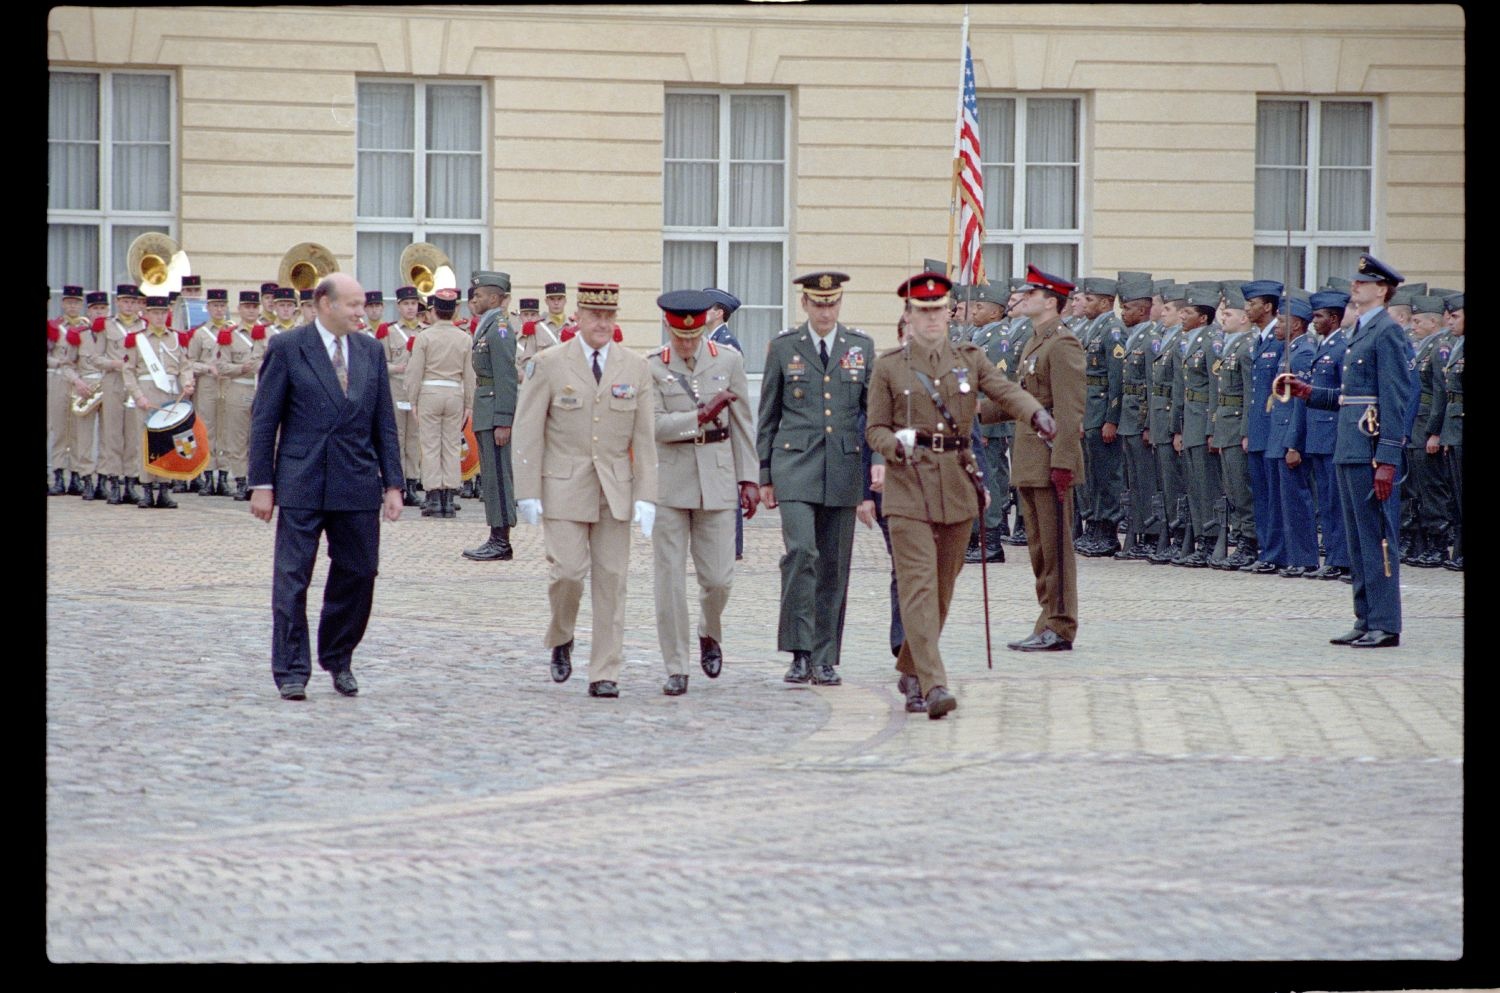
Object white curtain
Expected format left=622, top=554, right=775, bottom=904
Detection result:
left=358, top=82, right=414, bottom=218
left=112, top=74, right=170, bottom=212
left=48, top=224, right=99, bottom=312
left=356, top=232, right=407, bottom=315
left=1253, top=245, right=1305, bottom=284
left=982, top=243, right=1013, bottom=283
left=49, top=72, right=98, bottom=210
left=978, top=97, right=1015, bottom=229
left=1025, top=99, right=1077, bottom=229
left=728, top=242, right=782, bottom=370
left=1318, top=102, right=1371, bottom=231
left=426, top=85, right=482, bottom=220
left=663, top=241, right=715, bottom=293
left=1317, top=246, right=1367, bottom=286
left=729, top=95, right=783, bottom=227
left=429, top=233, right=480, bottom=289
left=1025, top=244, right=1076, bottom=282
left=664, top=94, right=718, bottom=226
left=1255, top=101, right=1308, bottom=230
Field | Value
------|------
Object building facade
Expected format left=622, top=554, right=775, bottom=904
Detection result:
left=47, top=4, right=1465, bottom=370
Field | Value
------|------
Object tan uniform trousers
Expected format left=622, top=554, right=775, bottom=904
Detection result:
left=99, top=371, right=130, bottom=478
left=1018, top=485, right=1079, bottom=642
left=220, top=379, right=255, bottom=478
left=194, top=378, right=220, bottom=473
left=889, top=515, right=973, bottom=695
left=544, top=493, right=632, bottom=684
left=48, top=371, right=75, bottom=472
left=71, top=375, right=102, bottom=475
left=394, top=394, right=421, bottom=481
left=416, top=384, right=464, bottom=490
left=652, top=506, right=734, bottom=676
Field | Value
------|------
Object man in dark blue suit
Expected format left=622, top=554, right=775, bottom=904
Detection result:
left=1286, top=255, right=1416, bottom=648
left=248, top=273, right=405, bottom=699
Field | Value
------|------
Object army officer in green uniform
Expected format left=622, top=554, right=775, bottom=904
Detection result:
left=462, top=270, right=519, bottom=561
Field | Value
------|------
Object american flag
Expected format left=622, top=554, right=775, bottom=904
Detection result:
left=954, top=39, right=985, bottom=286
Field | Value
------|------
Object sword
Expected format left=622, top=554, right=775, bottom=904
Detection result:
left=1042, top=434, right=1067, bottom=618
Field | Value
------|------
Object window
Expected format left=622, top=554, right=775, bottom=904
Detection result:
left=356, top=80, right=486, bottom=320
left=975, top=96, right=1083, bottom=283
left=47, top=70, right=175, bottom=311
left=1253, top=99, right=1374, bottom=288
left=662, top=91, right=788, bottom=372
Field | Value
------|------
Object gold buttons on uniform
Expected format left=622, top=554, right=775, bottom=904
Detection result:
left=824, top=409, right=832, bottom=416
left=825, top=426, right=833, bottom=433
left=824, top=375, right=831, bottom=382
left=824, top=392, right=831, bottom=399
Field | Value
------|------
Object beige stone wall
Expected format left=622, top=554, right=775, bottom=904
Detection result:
left=48, top=4, right=1465, bottom=348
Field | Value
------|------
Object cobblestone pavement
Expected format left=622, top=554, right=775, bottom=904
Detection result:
left=45, top=493, right=1465, bottom=963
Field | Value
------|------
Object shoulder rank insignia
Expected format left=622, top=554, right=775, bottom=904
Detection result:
left=1112, top=344, right=1126, bottom=359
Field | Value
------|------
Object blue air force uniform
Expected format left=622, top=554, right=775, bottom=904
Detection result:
left=1272, top=332, right=1320, bottom=571
left=1299, top=296, right=1351, bottom=573
left=1245, top=317, right=1285, bottom=568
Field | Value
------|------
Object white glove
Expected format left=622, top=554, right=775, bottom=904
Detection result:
left=518, top=498, right=543, bottom=525
left=894, top=427, right=918, bottom=458
left=633, top=500, right=656, bottom=539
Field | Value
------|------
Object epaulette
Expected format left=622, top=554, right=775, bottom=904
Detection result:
left=124, top=332, right=137, bottom=349
left=250, top=324, right=267, bottom=341
left=706, top=340, right=718, bottom=357
left=47, top=323, right=60, bottom=344
left=91, top=316, right=107, bottom=333
left=776, top=327, right=798, bottom=337
left=177, top=331, right=194, bottom=348
left=405, top=335, right=415, bottom=352
left=217, top=328, right=233, bottom=346
left=842, top=326, right=872, bottom=339
left=65, top=328, right=83, bottom=347
left=375, top=322, right=392, bottom=340
left=657, top=345, right=671, bottom=362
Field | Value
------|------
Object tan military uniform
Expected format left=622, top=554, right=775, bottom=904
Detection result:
left=48, top=319, right=91, bottom=475
left=74, top=324, right=109, bottom=477
left=516, top=316, right=559, bottom=381
left=186, top=321, right=231, bottom=475
left=381, top=319, right=424, bottom=481
left=998, top=314, right=1086, bottom=641
left=122, top=327, right=196, bottom=483
left=406, top=318, right=476, bottom=490
left=92, top=315, right=144, bottom=479
left=867, top=337, right=1043, bottom=695
left=214, top=323, right=259, bottom=482
left=648, top=339, right=757, bottom=678
left=513, top=337, right=658, bottom=684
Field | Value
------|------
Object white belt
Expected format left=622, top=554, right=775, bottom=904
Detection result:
left=421, top=379, right=461, bottom=388
left=47, top=368, right=65, bottom=375
left=231, top=377, right=256, bottom=386
left=82, top=372, right=103, bottom=380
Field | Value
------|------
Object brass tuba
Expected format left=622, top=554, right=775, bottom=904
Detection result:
left=128, top=232, right=192, bottom=296
left=398, top=242, right=452, bottom=298
left=278, top=242, right=339, bottom=292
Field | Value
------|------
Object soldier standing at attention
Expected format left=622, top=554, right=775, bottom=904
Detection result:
left=1426, top=293, right=1463, bottom=570
left=216, top=290, right=261, bottom=502
left=541, top=281, right=576, bottom=340
left=1404, top=294, right=1454, bottom=567
left=1113, top=273, right=1161, bottom=560
left=868, top=271, right=1052, bottom=717
left=72, top=290, right=112, bottom=500
left=462, top=271, right=520, bottom=561
left=96, top=284, right=147, bottom=507
left=1146, top=283, right=1188, bottom=563
left=123, top=296, right=196, bottom=509
left=377, top=286, right=424, bottom=506
left=361, top=290, right=385, bottom=334
left=1211, top=286, right=1256, bottom=568
left=965, top=280, right=1014, bottom=564
left=648, top=290, right=759, bottom=696
left=1076, top=277, right=1126, bottom=556
left=1300, top=290, right=1353, bottom=580
left=1284, top=255, right=1416, bottom=647
left=47, top=286, right=89, bottom=496
left=406, top=288, right=475, bottom=519
left=756, top=271, right=871, bottom=686
left=1171, top=286, right=1224, bottom=567
left=185, top=288, right=233, bottom=497
left=1269, top=298, right=1320, bottom=578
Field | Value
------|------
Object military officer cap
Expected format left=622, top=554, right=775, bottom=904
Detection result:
left=1353, top=253, right=1403, bottom=285
left=117, top=283, right=142, bottom=298
left=1402, top=281, right=1429, bottom=297
left=470, top=270, right=511, bottom=294
left=1188, top=280, right=1222, bottom=293
left=395, top=285, right=421, bottom=302
left=181, top=275, right=201, bottom=289
left=972, top=280, right=1009, bottom=306
left=793, top=271, right=851, bottom=303
left=431, top=287, right=460, bottom=316
left=272, top=286, right=297, bottom=302
left=1428, top=287, right=1460, bottom=298
left=1288, top=287, right=1312, bottom=304
left=1008, top=276, right=1029, bottom=293
left=544, top=281, right=567, bottom=296
left=1322, top=276, right=1352, bottom=292
left=1240, top=279, right=1284, bottom=303
left=61, top=285, right=84, bottom=299
left=922, top=258, right=949, bottom=278
left=1287, top=297, right=1314, bottom=322
left=518, top=298, right=540, bottom=311
left=143, top=295, right=170, bottom=310
left=260, top=282, right=279, bottom=295
left=1079, top=276, right=1118, bottom=297
left=1023, top=263, right=1075, bottom=297
left=576, top=282, right=621, bottom=310
left=1410, top=295, right=1444, bottom=315
left=169, top=290, right=181, bottom=303
left=238, top=290, right=259, bottom=304
left=898, top=271, right=954, bottom=309
left=1217, top=279, right=1242, bottom=298
left=1309, top=289, right=1350, bottom=313
left=1221, top=285, right=1247, bottom=310
left=206, top=288, right=228, bottom=302
left=657, top=289, right=715, bottom=335
left=86, top=290, right=109, bottom=306
left=1116, top=274, right=1155, bottom=303
left=1152, top=279, right=1174, bottom=297
left=1443, top=292, right=1464, bottom=312
left=298, top=288, right=314, bottom=302
left=1184, top=286, right=1220, bottom=309
left=702, top=287, right=741, bottom=316
left=364, top=290, right=384, bottom=305
left=1160, top=283, right=1186, bottom=303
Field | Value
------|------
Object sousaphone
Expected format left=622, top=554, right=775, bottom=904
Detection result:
left=128, top=232, right=192, bottom=296
left=399, top=242, right=454, bottom=298
left=279, top=242, right=339, bottom=292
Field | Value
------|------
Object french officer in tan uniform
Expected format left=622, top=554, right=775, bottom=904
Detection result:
left=185, top=287, right=234, bottom=496
left=648, top=290, right=759, bottom=697
left=123, top=295, right=196, bottom=509
left=47, top=285, right=89, bottom=496
left=513, top=282, right=658, bottom=699
left=867, top=272, right=1053, bottom=718
left=90, top=283, right=148, bottom=506
left=378, top=285, right=425, bottom=503
left=517, top=293, right=561, bottom=380
left=406, top=288, right=475, bottom=519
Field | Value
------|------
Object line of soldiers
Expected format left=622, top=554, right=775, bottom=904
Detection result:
left=943, top=269, right=1466, bottom=577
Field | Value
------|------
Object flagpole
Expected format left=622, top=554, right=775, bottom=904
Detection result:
left=945, top=5, right=970, bottom=279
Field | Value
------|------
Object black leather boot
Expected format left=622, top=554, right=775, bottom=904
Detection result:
left=963, top=526, right=983, bottom=563
left=155, top=482, right=178, bottom=508
left=106, top=476, right=122, bottom=505
left=67, top=471, right=84, bottom=495
left=463, top=527, right=514, bottom=561
left=80, top=474, right=96, bottom=502
left=982, top=526, right=1005, bottom=563
left=199, top=470, right=216, bottom=496
left=442, top=488, right=458, bottom=518
left=234, top=477, right=249, bottom=501
left=49, top=469, right=66, bottom=496
left=421, top=488, right=438, bottom=517
left=137, top=482, right=155, bottom=508
left=402, top=480, right=419, bottom=507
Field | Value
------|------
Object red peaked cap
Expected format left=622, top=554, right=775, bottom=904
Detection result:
left=896, top=271, right=953, bottom=306
left=1024, top=264, right=1075, bottom=296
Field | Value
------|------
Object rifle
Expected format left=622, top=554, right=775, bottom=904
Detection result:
left=1173, top=494, right=1191, bottom=559
left=1210, top=494, right=1231, bottom=567
left=1150, top=492, right=1171, bottom=559
left=1118, top=488, right=1135, bottom=557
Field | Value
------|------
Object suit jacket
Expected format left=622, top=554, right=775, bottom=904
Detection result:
left=248, top=323, right=404, bottom=511
left=512, top=336, right=658, bottom=522
left=1009, top=315, right=1085, bottom=488
left=649, top=338, right=757, bottom=511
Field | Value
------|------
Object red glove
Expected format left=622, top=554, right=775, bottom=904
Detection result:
left=521, top=320, right=536, bottom=337
left=1286, top=377, right=1313, bottom=401
left=1373, top=462, right=1395, bottom=501
left=1050, top=467, right=1073, bottom=501
left=739, top=481, right=760, bottom=520
left=91, top=316, right=107, bottom=333
left=698, top=389, right=737, bottom=424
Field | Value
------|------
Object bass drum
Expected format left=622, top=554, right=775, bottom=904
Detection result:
left=460, top=415, right=480, bottom=481
left=142, top=400, right=210, bottom=481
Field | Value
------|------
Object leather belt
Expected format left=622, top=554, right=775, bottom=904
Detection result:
left=1086, top=375, right=1107, bottom=386
left=421, top=379, right=461, bottom=388
left=1124, top=385, right=1147, bottom=397
left=914, top=431, right=970, bottom=452
left=668, top=426, right=729, bottom=445
left=1151, top=385, right=1171, bottom=397
left=1218, top=395, right=1243, bottom=408
left=1185, top=389, right=1209, bottom=402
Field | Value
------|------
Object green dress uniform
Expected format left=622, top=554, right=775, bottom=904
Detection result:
left=1213, top=315, right=1258, bottom=565
left=1147, top=293, right=1189, bottom=562
left=756, top=307, right=871, bottom=681
left=1173, top=302, right=1225, bottom=565
left=469, top=286, right=519, bottom=531
left=1425, top=300, right=1463, bottom=568
left=1116, top=313, right=1161, bottom=558
left=1078, top=279, right=1126, bottom=554
left=1407, top=314, right=1455, bottom=565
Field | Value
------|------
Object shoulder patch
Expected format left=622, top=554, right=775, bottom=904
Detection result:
left=1110, top=328, right=1121, bottom=341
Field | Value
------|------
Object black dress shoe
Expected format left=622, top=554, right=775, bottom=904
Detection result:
left=234, top=478, right=250, bottom=501
left=1350, top=630, right=1400, bottom=648
left=898, top=674, right=926, bottom=713
left=1000, top=526, right=1027, bottom=546
left=1329, top=628, right=1367, bottom=645
left=332, top=670, right=358, bottom=696
left=1278, top=566, right=1307, bottom=578
left=588, top=680, right=619, bottom=698
left=811, top=662, right=841, bottom=685
left=463, top=528, right=514, bottom=561
left=783, top=651, right=811, bottom=684
left=80, top=475, right=96, bottom=501
left=1442, top=556, right=1463, bottom=571
left=699, top=636, right=722, bottom=678
left=925, top=686, right=957, bottom=719
left=1007, top=628, right=1072, bottom=651
left=662, top=674, right=688, bottom=696
left=279, top=682, right=307, bottom=701
left=1309, top=565, right=1348, bottom=580
left=551, top=640, right=573, bottom=683
left=1246, top=560, right=1278, bottom=574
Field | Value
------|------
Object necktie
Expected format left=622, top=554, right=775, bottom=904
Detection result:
left=592, top=349, right=602, bottom=384
left=332, top=336, right=348, bottom=395
left=819, top=337, right=829, bottom=368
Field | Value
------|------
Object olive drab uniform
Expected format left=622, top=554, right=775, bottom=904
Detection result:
left=1212, top=321, right=1257, bottom=558
left=1409, top=326, right=1455, bottom=562
left=1079, top=305, right=1126, bottom=551
left=867, top=336, right=1042, bottom=696
left=1427, top=330, right=1463, bottom=565
left=1173, top=318, right=1224, bottom=562
left=1147, top=315, right=1188, bottom=560
left=755, top=320, right=871, bottom=674
left=971, top=315, right=1012, bottom=533
left=470, top=303, right=519, bottom=529
left=1117, top=316, right=1162, bottom=554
